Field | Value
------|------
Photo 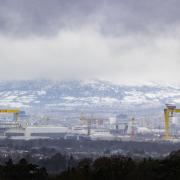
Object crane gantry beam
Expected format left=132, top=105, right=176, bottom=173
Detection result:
left=0, top=109, right=20, bottom=122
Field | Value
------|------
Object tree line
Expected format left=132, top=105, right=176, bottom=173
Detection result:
left=55, top=151, right=180, bottom=180
left=1, top=150, right=180, bottom=180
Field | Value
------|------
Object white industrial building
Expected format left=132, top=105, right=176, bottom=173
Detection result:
left=5, top=126, right=69, bottom=139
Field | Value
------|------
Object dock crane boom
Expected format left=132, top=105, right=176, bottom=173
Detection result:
left=0, top=109, right=20, bottom=122
left=80, top=114, right=107, bottom=136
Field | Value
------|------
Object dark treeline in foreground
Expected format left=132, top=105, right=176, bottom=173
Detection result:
left=1, top=150, right=180, bottom=180
left=0, top=158, right=48, bottom=180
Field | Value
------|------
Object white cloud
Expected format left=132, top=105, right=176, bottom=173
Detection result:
left=0, top=26, right=180, bottom=84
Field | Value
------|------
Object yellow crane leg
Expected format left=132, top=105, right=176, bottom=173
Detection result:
left=164, top=109, right=170, bottom=140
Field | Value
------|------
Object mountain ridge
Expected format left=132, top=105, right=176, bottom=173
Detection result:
left=0, top=80, right=179, bottom=113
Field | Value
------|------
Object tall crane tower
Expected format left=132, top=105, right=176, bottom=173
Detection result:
left=164, top=104, right=180, bottom=140
left=130, top=117, right=136, bottom=141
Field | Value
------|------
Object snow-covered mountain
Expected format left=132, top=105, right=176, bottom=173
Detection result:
left=0, top=79, right=179, bottom=113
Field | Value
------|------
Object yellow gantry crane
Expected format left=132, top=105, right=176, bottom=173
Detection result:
left=0, top=109, right=20, bottom=122
left=164, top=104, right=180, bottom=140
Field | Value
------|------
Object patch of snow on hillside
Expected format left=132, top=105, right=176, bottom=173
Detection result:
left=0, top=102, right=29, bottom=108
left=37, top=91, right=46, bottom=95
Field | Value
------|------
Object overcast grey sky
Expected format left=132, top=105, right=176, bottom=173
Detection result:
left=0, top=0, right=180, bottom=84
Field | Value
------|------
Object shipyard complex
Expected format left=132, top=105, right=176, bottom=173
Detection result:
left=0, top=104, right=180, bottom=141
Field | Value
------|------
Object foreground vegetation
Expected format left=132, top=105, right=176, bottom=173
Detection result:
left=1, top=150, right=180, bottom=180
